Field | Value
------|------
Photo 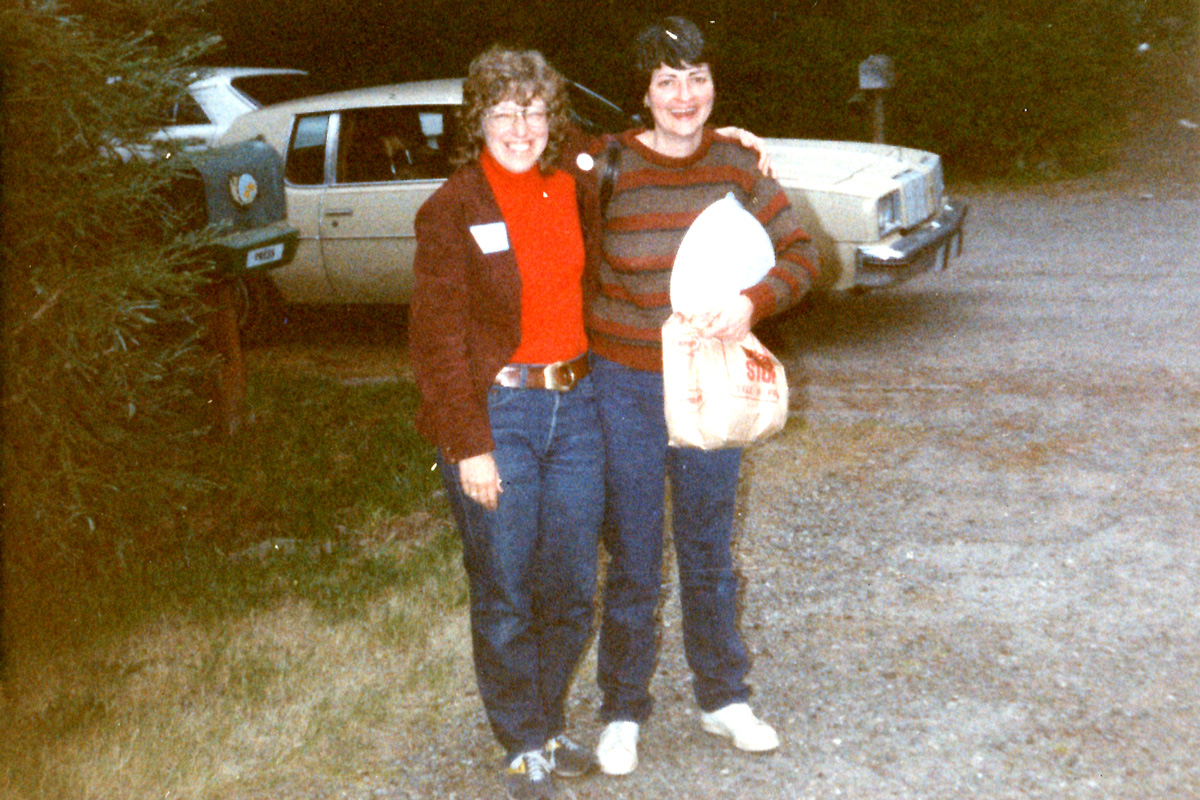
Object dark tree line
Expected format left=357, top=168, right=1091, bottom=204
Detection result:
left=199, top=0, right=1196, bottom=175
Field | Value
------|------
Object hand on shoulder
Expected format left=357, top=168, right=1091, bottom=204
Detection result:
left=714, top=126, right=776, bottom=178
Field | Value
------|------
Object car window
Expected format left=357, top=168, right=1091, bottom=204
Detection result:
left=229, top=73, right=316, bottom=107
left=170, top=92, right=212, bottom=126
left=287, top=113, right=331, bottom=185
left=335, top=106, right=457, bottom=184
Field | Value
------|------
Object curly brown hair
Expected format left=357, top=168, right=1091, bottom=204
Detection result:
left=454, top=46, right=571, bottom=171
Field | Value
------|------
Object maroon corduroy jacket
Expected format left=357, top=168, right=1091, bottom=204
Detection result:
left=409, top=152, right=602, bottom=463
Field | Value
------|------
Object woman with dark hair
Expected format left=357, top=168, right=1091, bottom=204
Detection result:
left=409, top=45, right=603, bottom=800
left=588, top=17, right=821, bottom=775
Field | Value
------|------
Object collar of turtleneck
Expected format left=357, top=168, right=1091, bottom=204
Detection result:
left=479, top=148, right=549, bottom=196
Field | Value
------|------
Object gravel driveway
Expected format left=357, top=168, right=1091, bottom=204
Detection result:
left=256, top=120, right=1200, bottom=799
left=723, top=167, right=1200, bottom=799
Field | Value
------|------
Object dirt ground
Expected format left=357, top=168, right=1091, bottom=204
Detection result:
left=245, top=113, right=1200, bottom=799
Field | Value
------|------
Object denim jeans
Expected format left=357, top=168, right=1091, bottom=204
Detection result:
left=591, top=354, right=752, bottom=723
left=439, top=374, right=604, bottom=757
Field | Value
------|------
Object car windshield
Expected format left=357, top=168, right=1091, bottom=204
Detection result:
left=231, top=73, right=317, bottom=108
left=568, top=82, right=637, bottom=135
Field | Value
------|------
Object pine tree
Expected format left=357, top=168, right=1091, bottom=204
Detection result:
left=2, top=0, right=222, bottom=579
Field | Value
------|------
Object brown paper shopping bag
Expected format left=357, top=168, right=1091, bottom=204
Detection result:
left=661, top=313, right=789, bottom=449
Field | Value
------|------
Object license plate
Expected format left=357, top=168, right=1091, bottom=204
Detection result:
left=246, top=242, right=285, bottom=269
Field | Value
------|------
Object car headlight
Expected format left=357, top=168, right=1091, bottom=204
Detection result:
left=876, top=190, right=901, bottom=237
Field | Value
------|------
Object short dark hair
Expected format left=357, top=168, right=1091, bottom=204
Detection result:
left=455, top=46, right=570, bottom=170
left=632, top=16, right=711, bottom=80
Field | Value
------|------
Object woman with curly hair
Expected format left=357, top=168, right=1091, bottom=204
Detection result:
left=409, top=46, right=603, bottom=800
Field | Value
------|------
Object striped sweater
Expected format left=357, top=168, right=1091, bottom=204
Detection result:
left=586, top=127, right=819, bottom=372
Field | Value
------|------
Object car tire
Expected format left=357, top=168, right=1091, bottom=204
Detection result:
left=234, top=275, right=282, bottom=345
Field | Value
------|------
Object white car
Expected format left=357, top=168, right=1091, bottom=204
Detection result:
left=150, top=67, right=312, bottom=154
left=217, top=79, right=965, bottom=329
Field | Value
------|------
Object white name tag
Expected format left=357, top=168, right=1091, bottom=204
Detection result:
left=470, top=222, right=510, bottom=254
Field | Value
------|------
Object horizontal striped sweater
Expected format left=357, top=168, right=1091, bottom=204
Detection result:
left=586, top=127, right=819, bottom=372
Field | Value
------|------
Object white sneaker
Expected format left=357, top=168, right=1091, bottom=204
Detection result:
left=700, top=703, right=780, bottom=752
left=595, top=720, right=639, bottom=775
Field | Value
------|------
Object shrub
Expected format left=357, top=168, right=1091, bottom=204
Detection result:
left=886, top=6, right=1140, bottom=177
left=1, top=0, right=220, bottom=578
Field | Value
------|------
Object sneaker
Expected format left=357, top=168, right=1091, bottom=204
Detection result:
left=595, top=720, right=639, bottom=776
left=503, top=750, right=558, bottom=800
left=545, top=733, right=598, bottom=778
left=700, top=703, right=780, bottom=752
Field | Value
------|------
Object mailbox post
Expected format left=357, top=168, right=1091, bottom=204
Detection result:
left=202, top=279, right=248, bottom=436
left=858, top=55, right=894, bottom=144
left=188, top=140, right=298, bottom=437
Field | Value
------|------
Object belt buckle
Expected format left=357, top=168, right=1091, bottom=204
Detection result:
left=542, top=359, right=577, bottom=391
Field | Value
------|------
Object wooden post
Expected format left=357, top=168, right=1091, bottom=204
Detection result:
left=872, top=91, right=886, bottom=144
left=858, top=55, right=895, bottom=145
left=203, top=279, right=247, bottom=436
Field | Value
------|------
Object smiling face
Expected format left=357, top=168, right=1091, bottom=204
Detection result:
left=482, top=98, right=549, bottom=174
left=643, top=62, right=714, bottom=156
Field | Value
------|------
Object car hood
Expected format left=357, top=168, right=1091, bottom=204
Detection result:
left=764, top=138, right=941, bottom=199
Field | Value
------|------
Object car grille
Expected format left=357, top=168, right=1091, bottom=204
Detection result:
left=897, top=167, right=931, bottom=227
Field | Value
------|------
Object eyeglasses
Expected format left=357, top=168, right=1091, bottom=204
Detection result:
left=485, top=106, right=549, bottom=130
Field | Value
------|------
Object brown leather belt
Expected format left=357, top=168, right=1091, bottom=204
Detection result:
left=494, top=353, right=590, bottom=391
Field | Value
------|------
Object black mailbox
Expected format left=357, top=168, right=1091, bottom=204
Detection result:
left=188, top=139, right=299, bottom=275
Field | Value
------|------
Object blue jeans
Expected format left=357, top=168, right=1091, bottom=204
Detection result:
left=591, top=354, right=752, bottom=723
left=439, top=374, right=604, bottom=757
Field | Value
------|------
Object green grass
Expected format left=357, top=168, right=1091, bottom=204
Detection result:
left=0, top=368, right=472, bottom=800
left=190, top=367, right=441, bottom=549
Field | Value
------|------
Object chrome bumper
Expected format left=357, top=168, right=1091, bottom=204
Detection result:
left=855, top=199, right=968, bottom=289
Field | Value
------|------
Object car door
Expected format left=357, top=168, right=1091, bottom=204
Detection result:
left=316, top=105, right=458, bottom=304
left=275, top=112, right=340, bottom=303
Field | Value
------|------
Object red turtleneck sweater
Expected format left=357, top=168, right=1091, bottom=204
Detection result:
left=480, top=150, right=587, bottom=365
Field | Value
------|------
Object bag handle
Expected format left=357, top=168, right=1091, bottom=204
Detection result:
left=599, top=138, right=622, bottom=219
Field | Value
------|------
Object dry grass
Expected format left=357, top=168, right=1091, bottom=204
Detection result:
left=0, top=517, right=472, bottom=800
left=0, top=363, right=476, bottom=800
